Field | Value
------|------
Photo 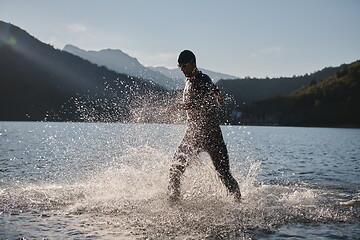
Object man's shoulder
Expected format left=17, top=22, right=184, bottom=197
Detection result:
left=200, top=72, right=211, bottom=80
left=198, top=72, right=213, bottom=84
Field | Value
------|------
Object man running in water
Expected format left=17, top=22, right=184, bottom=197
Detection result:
left=168, top=50, right=241, bottom=202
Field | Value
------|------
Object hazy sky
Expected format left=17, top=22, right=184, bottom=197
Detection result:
left=1, top=0, right=359, bottom=78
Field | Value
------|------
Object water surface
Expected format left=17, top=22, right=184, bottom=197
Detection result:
left=0, top=122, right=359, bottom=239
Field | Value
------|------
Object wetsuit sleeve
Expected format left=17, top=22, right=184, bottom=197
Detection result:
left=204, top=76, right=220, bottom=95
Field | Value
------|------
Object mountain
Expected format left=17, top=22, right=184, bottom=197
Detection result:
left=149, top=66, right=238, bottom=83
left=216, top=66, right=341, bottom=106
left=63, top=45, right=179, bottom=89
left=246, top=60, right=360, bottom=126
left=63, top=45, right=238, bottom=90
left=0, top=21, right=165, bottom=122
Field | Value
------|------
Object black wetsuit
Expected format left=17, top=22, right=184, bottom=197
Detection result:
left=168, top=71, right=240, bottom=200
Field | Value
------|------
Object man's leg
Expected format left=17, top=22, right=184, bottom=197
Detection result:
left=168, top=141, right=195, bottom=202
left=207, top=139, right=241, bottom=201
left=168, top=155, right=185, bottom=201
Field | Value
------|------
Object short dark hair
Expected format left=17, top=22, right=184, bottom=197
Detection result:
left=178, top=50, right=196, bottom=64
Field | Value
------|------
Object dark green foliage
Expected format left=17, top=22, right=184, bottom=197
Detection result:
left=250, top=61, right=360, bottom=126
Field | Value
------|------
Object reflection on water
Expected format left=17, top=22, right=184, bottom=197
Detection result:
left=0, top=122, right=359, bottom=239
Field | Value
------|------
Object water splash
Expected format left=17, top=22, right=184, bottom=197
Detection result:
left=0, top=144, right=355, bottom=239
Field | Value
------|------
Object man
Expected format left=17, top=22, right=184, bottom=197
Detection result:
left=168, top=50, right=241, bottom=202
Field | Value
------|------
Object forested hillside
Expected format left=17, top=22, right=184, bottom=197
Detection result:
left=0, top=21, right=165, bottom=122
left=248, top=60, right=360, bottom=126
left=217, top=66, right=340, bottom=105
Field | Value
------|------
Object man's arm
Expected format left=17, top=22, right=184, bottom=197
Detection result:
left=207, top=77, right=224, bottom=105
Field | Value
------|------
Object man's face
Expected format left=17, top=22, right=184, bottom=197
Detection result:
left=179, top=62, right=196, bottom=78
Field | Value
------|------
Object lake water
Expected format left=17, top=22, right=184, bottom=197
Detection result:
left=0, top=122, right=359, bottom=239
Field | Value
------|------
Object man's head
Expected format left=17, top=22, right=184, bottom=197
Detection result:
left=178, top=50, right=197, bottom=77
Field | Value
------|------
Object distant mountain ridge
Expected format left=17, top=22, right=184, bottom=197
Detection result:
left=63, top=44, right=180, bottom=89
left=148, top=66, right=238, bottom=83
left=63, top=45, right=238, bottom=89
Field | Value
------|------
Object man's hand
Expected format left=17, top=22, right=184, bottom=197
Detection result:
left=165, top=105, right=178, bottom=115
left=216, top=94, right=225, bottom=105
left=165, top=102, right=193, bottom=116
left=181, top=102, right=193, bottom=110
